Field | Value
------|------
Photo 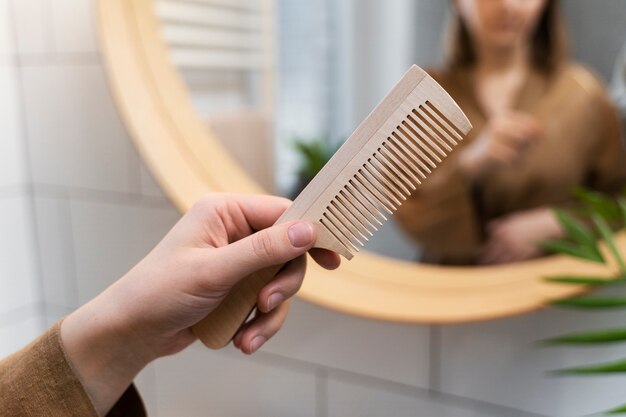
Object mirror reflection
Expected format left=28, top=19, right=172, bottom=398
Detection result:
left=157, top=0, right=626, bottom=264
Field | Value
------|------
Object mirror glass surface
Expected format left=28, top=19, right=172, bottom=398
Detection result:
left=159, top=0, right=626, bottom=265
left=100, top=0, right=626, bottom=323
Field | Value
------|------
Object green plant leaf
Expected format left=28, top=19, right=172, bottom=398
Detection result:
left=545, top=276, right=626, bottom=286
left=540, top=240, right=604, bottom=264
left=553, top=358, right=626, bottom=375
left=593, top=214, right=626, bottom=273
left=554, top=208, right=597, bottom=246
left=551, top=297, right=626, bottom=309
left=293, top=137, right=334, bottom=177
left=604, top=403, right=626, bottom=414
left=542, top=328, right=626, bottom=345
left=618, top=197, right=626, bottom=227
left=571, top=187, right=622, bottom=220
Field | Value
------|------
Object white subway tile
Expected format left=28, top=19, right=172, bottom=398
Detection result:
left=139, top=162, right=168, bottom=198
left=261, top=299, right=430, bottom=388
left=11, top=0, right=54, bottom=55
left=0, top=314, right=44, bottom=359
left=51, top=0, right=97, bottom=54
left=69, top=199, right=179, bottom=304
left=440, top=296, right=626, bottom=417
left=135, top=364, right=159, bottom=417
left=0, top=65, right=26, bottom=187
left=34, top=196, right=77, bottom=309
left=0, top=196, right=39, bottom=314
left=44, top=304, right=72, bottom=327
left=327, top=378, right=501, bottom=417
left=128, top=144, right=166, bottom=198
left=0, top=0, right=14, bottom=61
left=21, top=65, right=137, bottom=193
left=152, top=345, right=317, bottom=417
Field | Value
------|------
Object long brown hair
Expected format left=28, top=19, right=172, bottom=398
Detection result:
left=447, top=0, right=567, bottom=74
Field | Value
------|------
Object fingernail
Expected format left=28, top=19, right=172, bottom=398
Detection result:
left=288, top=222, right=314, bottom=247
left=250, top=336, right=267, bottom=353
left=267, top=293, right=284, bottom=311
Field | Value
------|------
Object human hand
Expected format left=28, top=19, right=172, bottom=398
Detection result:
left=477, top=207, right=563, bottom=265
left=60, top=193, right=340, bottom=414
left=459, top=111, right=544, bottom=180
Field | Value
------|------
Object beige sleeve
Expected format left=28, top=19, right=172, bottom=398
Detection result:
left=0, top=321, right=146, bottom=417
left=586, top=88, right=626, bottom=193
left=394, top=154, right=483, bottom=262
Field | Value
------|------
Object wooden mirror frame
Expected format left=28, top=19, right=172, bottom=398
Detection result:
left=96, top=0, right=621, bottom=323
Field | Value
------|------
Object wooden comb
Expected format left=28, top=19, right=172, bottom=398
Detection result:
left=192, top=65, right=472, bottom=348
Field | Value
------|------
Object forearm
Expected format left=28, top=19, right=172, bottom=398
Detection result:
left=61, top=283, right=155, bottom=416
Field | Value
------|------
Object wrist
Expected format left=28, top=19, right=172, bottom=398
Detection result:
left=61, top=285, right=155, bottom=415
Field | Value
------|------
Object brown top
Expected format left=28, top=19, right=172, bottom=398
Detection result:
left=395, top=64, right=626, bottom=264
left=0, top=321, right=146, bottom=417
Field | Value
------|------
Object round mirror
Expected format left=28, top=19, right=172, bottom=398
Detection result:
left=96, top=0, right=623, bottom=323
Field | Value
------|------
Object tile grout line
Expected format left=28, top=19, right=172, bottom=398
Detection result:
left=213, top=346, right=550, bottom=417
left=0, top=302, right=45, bottom=330
left=32, top=183, right=173, bottom=209
left=16, top=52, right=101, bottom=67
left=426, top=391, right=551, bottom=417
left=64, top=193, right=81, bottom=308
left=126, top=149, right=144, bottom=197
left=427, top=324, right=442, bottom=394
left=8, top=0, right=48, bottom=327
left=0, top=183, right=29, bottom=199
left=325, top=366, right=550, bottom=417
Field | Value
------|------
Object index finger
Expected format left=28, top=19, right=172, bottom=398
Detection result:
left=508, top=114, right=544, bottom=141
left=236, top=194, right=342, bottom=270
left=234, top=193, right=293, bottom=231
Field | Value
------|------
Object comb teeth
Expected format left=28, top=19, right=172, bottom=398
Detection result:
left=278, top=65, right=472, bottom=260
left=318, top=100, right=465, bottom=257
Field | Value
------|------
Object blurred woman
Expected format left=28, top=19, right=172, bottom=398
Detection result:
left=396, top=0, right=626, bottom=265
left=612, top=38, right=626, bottom=120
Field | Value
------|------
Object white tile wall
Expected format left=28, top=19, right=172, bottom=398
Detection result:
left=264, top=299, right=431, bottom=388
left=0, top=0, right=14, bottom=62
left=0, top=314, right=45, bottom=359
left=0, top=196, right=39, bottom=315
left=0, top=65, right=26, bottom=188
left=135, top=364, right=159, bottom=417
left=139, top=163, right=169, bottom=199
left=21, top=65, right=139, bottom=193
left=34, top=195, right=77, bottom=309
left=50, top=0, right=97, bottom=55
left=44, top=304, right=73, bottom=327
left=327, top=378, right=502, bottom=417
left=440, top=299, right=626, bottom=417
left=11, top=0, right=54, bottom=56
left=69, top=198, right=179, bottom=303
left=151, top=345, right=318, bottom=417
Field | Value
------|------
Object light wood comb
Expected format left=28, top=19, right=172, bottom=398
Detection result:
left=192, top=65, right=472, bottom=349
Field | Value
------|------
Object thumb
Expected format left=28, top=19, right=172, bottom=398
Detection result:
left=210, top=221, right=316, bottom=285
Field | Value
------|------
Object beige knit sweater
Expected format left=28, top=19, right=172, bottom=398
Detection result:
left=0, top=322, right=146, bottom=417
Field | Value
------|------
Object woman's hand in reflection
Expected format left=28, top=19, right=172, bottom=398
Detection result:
left=60, top=193, right=340, bottom=415
left=477, top=207, right=563, bottom=265
left=459, top=111, right=544, bottom=180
